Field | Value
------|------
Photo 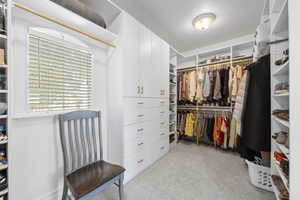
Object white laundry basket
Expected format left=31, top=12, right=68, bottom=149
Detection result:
left=246, top=160, right=273, bottom=192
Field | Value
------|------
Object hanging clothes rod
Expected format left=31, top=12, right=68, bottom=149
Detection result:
left=177, top=106, right=232, bottom=112
left=13, top=3, right=116, bottom=48
left=177, top=56, right=253, bottom=72
left=268, top=38, right=289, bottom=45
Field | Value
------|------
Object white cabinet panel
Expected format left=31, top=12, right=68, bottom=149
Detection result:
left=160, top=40, right=170, bottom=98
left=139, top=26, right=158, bottom=98
left=123, top=16, right=140, bottom=97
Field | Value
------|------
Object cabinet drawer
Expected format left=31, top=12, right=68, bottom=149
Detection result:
left=123, top=124, right=146, bottom=157
left=124, top=98, right=140, bottom=125
left=159, top=136, right=169, bottom=157
left=124, top=150, right=146, bottom=178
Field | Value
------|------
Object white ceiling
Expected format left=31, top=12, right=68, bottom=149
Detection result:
left=109, top=0, right=265, bottom=53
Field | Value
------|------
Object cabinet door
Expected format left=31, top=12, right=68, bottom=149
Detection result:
left=159, top=40, right=170, bottom=98
left=139, top=26, right=159, bottom=97
left=123, top=15, right=141, bottom=97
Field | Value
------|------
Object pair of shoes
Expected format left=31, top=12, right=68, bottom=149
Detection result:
left=274, top=82, right=289, bottom=94
left=0, top=133, right=7, bottom=143
left=280, top=159, right=289, bottom=177
left=275, top=49, right=289, bottom=66
left=272, top=132, right=289, bottom=148
left=0, top=174, right=7, bottom=191
left=271, top=175, right=289, bottom=200
left=272, top=109, right=289, bottom=121
left=274, top=151, right=287, bottom=163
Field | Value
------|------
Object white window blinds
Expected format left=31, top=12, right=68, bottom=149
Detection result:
left=28, top=34, right=92, bottom=111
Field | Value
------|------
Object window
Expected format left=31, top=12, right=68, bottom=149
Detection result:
left=28, top=34, right=92, bottom=111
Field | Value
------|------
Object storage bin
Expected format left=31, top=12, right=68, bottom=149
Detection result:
left=246, top=160, right=273, bottom=192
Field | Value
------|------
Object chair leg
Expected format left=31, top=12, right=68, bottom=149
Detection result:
left=118, top=174, right=124, bottom=200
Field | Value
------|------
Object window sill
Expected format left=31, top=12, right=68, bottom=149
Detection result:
left=11, top=108, right=101, bottom=120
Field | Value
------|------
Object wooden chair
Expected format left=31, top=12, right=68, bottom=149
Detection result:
left=59, top=110, right=125, bottom=200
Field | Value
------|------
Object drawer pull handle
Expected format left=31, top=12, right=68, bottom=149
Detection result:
left=137, top=128, right=144, bottom=132
left=160, top=111, right=165, bottom=114
left=160, top=133, right=165, bottom=136
left=137, top=114, right=144, bottom=117
left=138, top=142, right=144, bottom=146
left=137, top=159, right=144, bottom=164
left=137, top=102, right=144, bottom=105
left=160, top=122, right=165, bottom=125
left=160, top=146, right=165, bottom=150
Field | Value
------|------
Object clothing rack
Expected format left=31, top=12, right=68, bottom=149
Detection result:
left=177, top=56, right=253, bottom=72
left=177, top=106, right=232, bottom=112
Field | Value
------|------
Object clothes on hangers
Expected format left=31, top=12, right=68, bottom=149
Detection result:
left=178, top=68, right=232, bottom=106
left=239, top=54, right=271, bottom=160
left=177, top=111, right=232, bottom=149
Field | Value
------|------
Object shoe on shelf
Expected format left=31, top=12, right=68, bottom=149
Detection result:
left=274, top=82, right=289, bottom=94
left=275, top=49, right=289, bottom=66
left=0, top=133, right=7, bottom=143
left=0, top=174, right=7, bottom=191
left=272, top=131, right=288, bottom=145
left=280, top=158, right=289, bottom=177
left=271, top=175, right=289, bottom=200
left=274, top=151, right=287, bottom=163
left=272, top=109, right=289, bottom=121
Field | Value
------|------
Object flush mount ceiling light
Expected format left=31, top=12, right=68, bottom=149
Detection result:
left=193, top=13, right=216, bottom=31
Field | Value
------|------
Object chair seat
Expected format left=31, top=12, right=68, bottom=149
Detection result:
left=66, top=161, right=125, bottom=198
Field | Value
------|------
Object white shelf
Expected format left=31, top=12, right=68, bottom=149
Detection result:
left=273, top=116, right=289, bottom=128
left=169, top=72, right=176, bottom=76
left=273, top=92, right=289, bottom=97
left=272, top=158, right=289, bottom=192
left=273, top=61, right=289, bottom=76
left=0, top=90, right=7, bottom=93
left=170, top=82, right=176, bottom=86
left=0, top=188, right=7, bottom=196
left=0, top=115, right=7, bottom=119
left=0, top=164, right=7, bottom=171
left=0, top=64, right=7, bottom=69
left=272, top=0, right=288, bottom=35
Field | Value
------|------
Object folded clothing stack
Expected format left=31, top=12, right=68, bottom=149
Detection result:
left=274, top=82, right=289, bottom=94
left=272, top=175, right=289, bottom=200
left=272, top=109, right=289, bottom=121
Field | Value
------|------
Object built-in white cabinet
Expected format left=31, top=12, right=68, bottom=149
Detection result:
left=121, top=14, right=169, bottom=98
left=122, top=15, right=140, bottom=97
left=107, top=12, right=170, bottom=183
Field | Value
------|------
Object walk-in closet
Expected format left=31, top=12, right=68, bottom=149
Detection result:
left=0, top=0, right=299, bottom=199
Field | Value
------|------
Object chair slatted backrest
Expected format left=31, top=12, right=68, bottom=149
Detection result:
left=59, top=110, right=103, bottom=175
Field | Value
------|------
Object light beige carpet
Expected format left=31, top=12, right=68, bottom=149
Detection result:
left=92, top=142, right=275, bottom=200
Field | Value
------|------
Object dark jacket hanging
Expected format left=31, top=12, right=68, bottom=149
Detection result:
left=240, top=54, right=271, bottom=156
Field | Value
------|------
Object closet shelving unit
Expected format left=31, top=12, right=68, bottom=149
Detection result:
left=169, top=50, right=178, bottom=147
left=0, top=0, right=7, bottom=199
left=176, top=43, right=253, bottom=145
left=270, top=0, right=289, bottom=198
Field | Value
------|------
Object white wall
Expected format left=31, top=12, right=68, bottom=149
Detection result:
left=8, top=2, right=110, bottom=200
left=289, top=1, right=299, bottom=199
